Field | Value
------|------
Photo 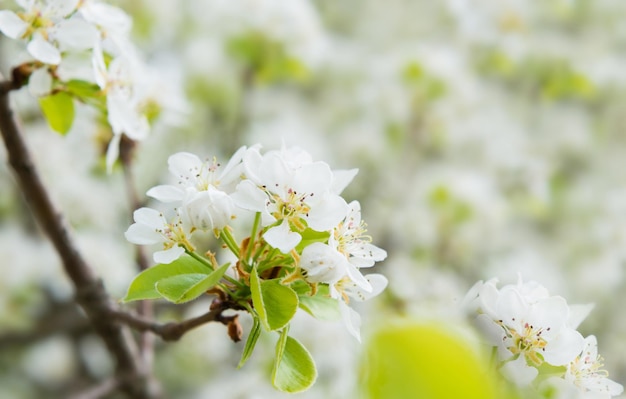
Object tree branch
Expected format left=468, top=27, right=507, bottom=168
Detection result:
left=0, top=74, right=156, bottom=398
left=110, top=299, right=242, bottom=342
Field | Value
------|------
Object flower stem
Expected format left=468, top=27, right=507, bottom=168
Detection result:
left=186, top=250, right=244, bottom=288
left=220, top=228, right=240, bottom=257
left=245, top=212, right=262, bottom=262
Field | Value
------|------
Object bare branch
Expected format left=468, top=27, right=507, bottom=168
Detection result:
left=68, top=378, right=120, bottom=399
left=110, top=299, right=241, bottom=342
left=0, top=74, right=156, bottom=398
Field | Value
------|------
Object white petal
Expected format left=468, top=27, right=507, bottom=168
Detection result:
left=0, top=10, right=28, bottom=39
left=332, top=168, right=358, bottom=194
left=263, top=220, right=301, bottom=253
left=46, top=0, right=79, bottom=17
left=79, top=2, right=131, bottom=35
left=105, top=133, right=121, bottom=173
left=307, top=194, right=347, bottom=231
left=339, top=301, right=362, bottom=342
left=107, top=92, right=149, bottom=140
left=349, top=242, right=387, bottom=267
left=132, top=207, right=164, bottom=229
left=54, top=19, right=98, bottom=50
left=28, top=68, right=52, bottom=97
left=124, top=223, right=161, bottom=245
left=300, top=242, right=347, bottom=284
left=27, top=34, right=61, bottom=64
left=292, top=161, right=333, bottom=198
left=568, top=303, right=594, bottom=330
left=544, top=328, right=584, bottom=366
left=231, top=180, right=269, bottom=213
left=153, top=246, right=185, bottom=264
left=501, top=355, right=538, bottom=386
left=168, top=152, right=203, bottom=181
left=146, top=185, right=185, bottom=203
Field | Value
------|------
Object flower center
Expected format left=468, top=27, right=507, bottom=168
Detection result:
left=500, top=320, right=550, bottom=366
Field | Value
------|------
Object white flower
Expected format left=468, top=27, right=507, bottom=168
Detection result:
left=124, top=207, right=192, bottom=264
left=0, top=0, right=97, bottom=65
left=147, top=147, right=251, bottom=203
left=181, top=187, right=235, bottom=236
left=336, top=274, right=388, bottom=341
left=331, top=201, right=387, bottom=268
left=232, top=146, right=348, bottom=253
left=469, top=278, right=585, bottom=386
left=564, top=335, right=624, bottom=398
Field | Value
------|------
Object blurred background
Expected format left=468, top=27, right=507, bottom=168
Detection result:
left=0, top=0, right=625, bottom=397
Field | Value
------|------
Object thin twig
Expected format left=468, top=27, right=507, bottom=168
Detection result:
left=69, top=378, right=121, bottom=399
left=0, top=73, right=154, bottom=398
left=110, top=299, right=239, bottom=342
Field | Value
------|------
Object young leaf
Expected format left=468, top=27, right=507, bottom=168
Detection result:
left=238, top=316, right=261, bottom=368
left=295, top=228, right=330, bottom=253
left=122, top=255, right=210, bottom=302
left=154, top=262, right=231, bottom=304
left=66, top=79, right=101, bottom=99
left=299, top=295, right=340, bottom=321
left=272, top=335, right=317, bottom=393
left=155, top=273, right=208, bottom=303
left=251, top=269, right=299, bottom=331
left=250, top=267, right=267, bottom=327
left=39, top=92, right=75, bottom=135
left=262, top=280, right=299, bottom=331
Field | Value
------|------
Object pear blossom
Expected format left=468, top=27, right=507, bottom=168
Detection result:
left=147, top=146, right=251, bottom=204
left=125, top=207, right=193, bottom=264
left=0, top=0, right=97, bottom=65
left=335, top=274, right=388, bottom=341
left=232, top=145, right=349, bottom=252
left=467, top=277, right=585, bottom=386
left=562, top=335, right=624, bottom=398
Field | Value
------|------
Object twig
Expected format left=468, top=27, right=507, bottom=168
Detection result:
left=110, top=299, right=240, bottom=342
left=68, top=378, right=120, bottom=399
left=0, top=74, right=154, bottom=398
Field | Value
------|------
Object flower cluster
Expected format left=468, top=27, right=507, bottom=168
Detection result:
left=464, top=277, right=623, bottom=399
left=0, top=0, right=165, bottom=168
left=125, top=144, right=387, bottom=343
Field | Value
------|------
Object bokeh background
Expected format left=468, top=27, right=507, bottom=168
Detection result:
left=1, top=0, right=625, bottom=397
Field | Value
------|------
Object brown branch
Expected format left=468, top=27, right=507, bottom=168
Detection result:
left=69, top=378, right=120, bottom=399
left=110, top=299, right=242, bottom=342
left=0, top=75, right=156, bottom=398
left=119, top=135, right=156, bottom=368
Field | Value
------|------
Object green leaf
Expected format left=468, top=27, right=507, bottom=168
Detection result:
left=122, top=255, right=210, bottom=302
left=250, top=268, right=299, bottom=331
left=238, top=316, right=261, bottom=368
left=155, top=262, right=231, bottom=304
left=295, top=228, right=330, bottom=253
left=298, top=294, right=340, bottom=321
left=262, top=280, right=299, bottom=331
left=250, top=267, right=266, bottom=325
left=272, top=335, right=317, bottom=393
left=39, top=92, right=75, bottom=135
left=65, top=79, right=101, bottom=99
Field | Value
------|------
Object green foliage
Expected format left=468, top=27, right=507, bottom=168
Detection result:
left=272, top=333, right=318, bottom=393
left=238, top=316, right=261, bottom=368
left=362, top=321, right=502, bottom=399
left=295, top=228, right=330, bottom=252
left=122, top=255, right=212, bottom=302
left=39, top=92, right=75, bottom=135
left=154, top=262, right=231, bottom=304
left=250, top=267, right=299, bottom=331
left=298, top=291, right=341, bottom=321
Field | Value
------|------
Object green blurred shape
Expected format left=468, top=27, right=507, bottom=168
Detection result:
left=362, top=321, right=500, bottom=399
